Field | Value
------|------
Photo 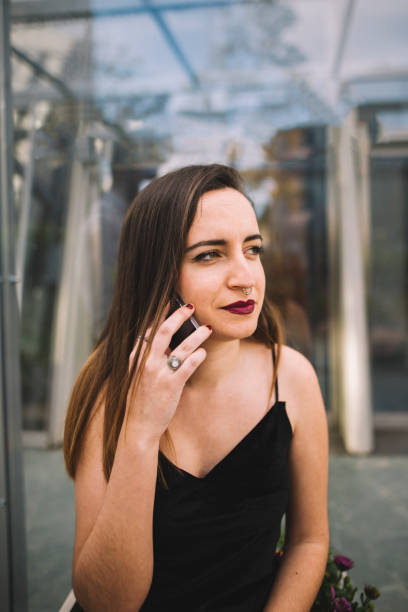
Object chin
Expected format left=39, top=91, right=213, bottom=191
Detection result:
left=213, top=319, right=259, bottom=340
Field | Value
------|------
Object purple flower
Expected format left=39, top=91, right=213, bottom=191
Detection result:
left=333, top=555, right=354, bottom=571
left=332, top=596, right=353, bottom=611
left=331, top=585, right=352, bottom=611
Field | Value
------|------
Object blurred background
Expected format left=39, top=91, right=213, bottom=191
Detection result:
left=0, top=0, right=407, bottom=610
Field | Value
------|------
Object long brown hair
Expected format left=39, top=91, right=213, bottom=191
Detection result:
left=63, top=164, right=284, bottom=487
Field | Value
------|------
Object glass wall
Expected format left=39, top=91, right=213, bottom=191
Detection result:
left=10, top=0, right=408, bottom=440
left=362, top=106, right=408, bottom=412
left=10, top=0, right=347, bottom=440
left=6, top=1, right=408, bottom=610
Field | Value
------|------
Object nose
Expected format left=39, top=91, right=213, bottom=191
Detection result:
left=227, top=251, right=256, bottom=290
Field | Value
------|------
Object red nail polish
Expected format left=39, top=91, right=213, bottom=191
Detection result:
left=186, top=303, right=194, bottom=309
left=206, top=325, right=212, bottom=330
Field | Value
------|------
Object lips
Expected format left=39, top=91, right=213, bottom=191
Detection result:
left=222, top=300, right=255, bottom=308
left=221, top=299, right=255, bottom=315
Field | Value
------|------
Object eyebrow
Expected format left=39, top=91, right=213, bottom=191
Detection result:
left=185, top=234, right=263, bottom=253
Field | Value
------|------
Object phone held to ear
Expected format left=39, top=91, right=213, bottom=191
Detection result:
left=167, top=293, right=200, bottom=351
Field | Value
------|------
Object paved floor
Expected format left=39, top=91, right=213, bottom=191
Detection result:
left=23, top=439, right=408, bottom=612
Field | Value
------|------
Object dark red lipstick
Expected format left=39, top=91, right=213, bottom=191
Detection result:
left=221, top=299, right=255, bottom=315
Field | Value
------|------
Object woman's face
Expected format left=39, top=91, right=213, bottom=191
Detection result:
left=177, top=187, right=265, bottom=341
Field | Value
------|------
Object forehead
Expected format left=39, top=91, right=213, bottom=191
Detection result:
left=189, top=187, right=258, bottom=237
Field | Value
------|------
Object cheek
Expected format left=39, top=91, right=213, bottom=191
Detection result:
left=176, top=265, right=213, bottom=301
left=176, top=271, right=189, bottom=300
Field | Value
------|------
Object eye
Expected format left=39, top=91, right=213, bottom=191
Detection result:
left=193, top=250, right=221, bottom=262
left=247, top=245, right=264, bottom=256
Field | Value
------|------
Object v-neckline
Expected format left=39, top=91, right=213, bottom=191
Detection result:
left=158, top=400, right=284, bottom=481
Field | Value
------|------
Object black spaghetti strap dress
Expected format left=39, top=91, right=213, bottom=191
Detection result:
left=139, top=344, right=293, bottom=611
left=72, top=345, right=293, bottom=612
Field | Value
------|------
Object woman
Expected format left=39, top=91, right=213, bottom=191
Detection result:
left=64, top=164, right=329, bottom=611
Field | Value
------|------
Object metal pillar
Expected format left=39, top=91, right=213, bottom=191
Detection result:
left=327, top=110, right=374, bottom=454
left=0, top=0, right=28, bottom=609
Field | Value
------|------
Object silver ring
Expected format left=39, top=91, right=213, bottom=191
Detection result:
left=137, top=335, right=151, bottom=342
left=167, top=355, right=182, bottom=371
left=242, top=287, right=252, bottom=296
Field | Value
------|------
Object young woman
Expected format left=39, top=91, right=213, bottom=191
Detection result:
left=64, top=164, right=329, bottom=611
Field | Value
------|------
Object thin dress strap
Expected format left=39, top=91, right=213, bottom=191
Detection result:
left=271, top=344, right=279, bottom=403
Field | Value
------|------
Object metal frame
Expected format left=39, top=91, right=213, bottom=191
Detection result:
left=10, top=0, right=244, bottom=89
left=0, top=0, right=28, bottom=609
left=10, top=0, right=245, bottom=22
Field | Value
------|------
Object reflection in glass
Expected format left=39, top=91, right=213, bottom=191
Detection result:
left=369, top=126, right=408, bottom=412
left=11, top=0, right=408, bottom=441
left=11, top=1, right=336, bottom=438
left=8, top=1, right=408, bottom=610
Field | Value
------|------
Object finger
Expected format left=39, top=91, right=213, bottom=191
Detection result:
left=129, top=302, right=171, bottom=370
left=169, top=347, right=207, bottom=382
left=140, top=302, right=171, bottom=353
left=129, top=331, right=153, bottom=372
left=168, top=325, right=212, bottom=363
left=151, top=303, right=197, bottom=357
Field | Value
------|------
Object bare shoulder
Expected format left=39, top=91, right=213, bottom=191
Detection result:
left=278, top=345, right=330, bottom=547
left=277, top=343, right=318, bottom=382
left=276, top=344, right=326, bottom=435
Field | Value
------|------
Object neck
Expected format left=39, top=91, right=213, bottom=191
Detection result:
left=186, top=336, right=244, bottom=390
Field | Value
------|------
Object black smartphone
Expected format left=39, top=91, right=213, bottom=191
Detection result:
left=167, top=292, right=200, bottom=351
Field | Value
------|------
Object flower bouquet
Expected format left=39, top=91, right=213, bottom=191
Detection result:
left=275, top=532, right=380, bottom=611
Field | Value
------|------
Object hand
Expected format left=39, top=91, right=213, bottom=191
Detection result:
left=125, top=303, right=212, bottom=442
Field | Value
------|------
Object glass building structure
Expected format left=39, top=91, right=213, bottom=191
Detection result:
left=1, top=0, right=407, bottom=609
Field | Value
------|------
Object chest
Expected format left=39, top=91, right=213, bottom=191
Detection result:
left=161, top=368, right=276, bottom=479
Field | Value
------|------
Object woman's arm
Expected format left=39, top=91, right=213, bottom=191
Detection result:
left=71, top=303, right=212, bottom=611
left=263, top=347, right=330, bottom=612
left=72, top=405, right=160, bottom=612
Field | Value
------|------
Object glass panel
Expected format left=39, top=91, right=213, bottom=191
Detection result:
left=14, top=100, right=74, bottom=431
left=367, top=108, right=408, bottom=412
left=8, top=1, right=408, bottom=610
left=11, top=0, right=338, bottom=436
